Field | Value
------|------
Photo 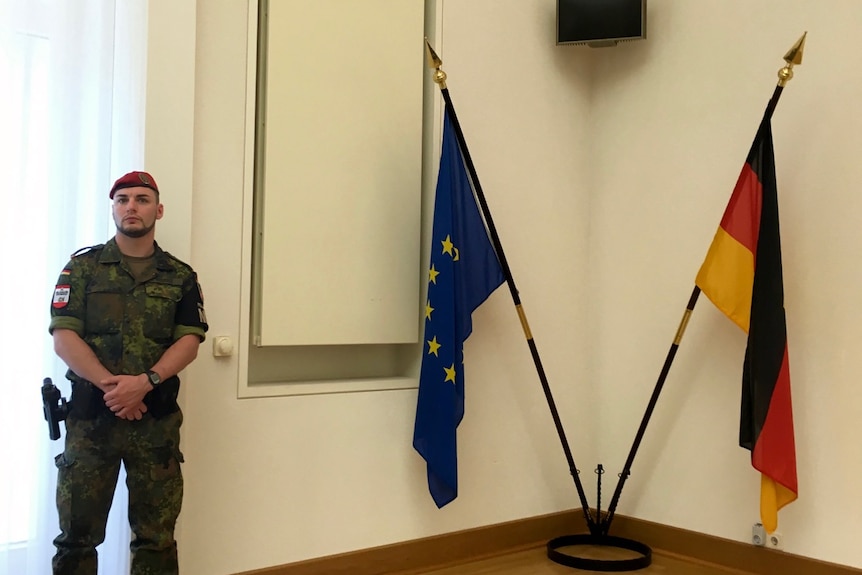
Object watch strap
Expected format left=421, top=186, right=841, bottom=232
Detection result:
left=145, top=370, right=161, bottom=388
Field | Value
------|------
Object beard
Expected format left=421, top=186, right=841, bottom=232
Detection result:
left=116, top=219, right=156, bottom=238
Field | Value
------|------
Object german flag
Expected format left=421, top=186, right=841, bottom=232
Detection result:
left=695, top=118, right=797, bottom=533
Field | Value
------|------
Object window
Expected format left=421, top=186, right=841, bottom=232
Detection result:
left=0, top=1, right=146, bottom=572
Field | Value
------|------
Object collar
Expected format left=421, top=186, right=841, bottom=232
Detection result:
left=99, top=238, right=174, bottom=271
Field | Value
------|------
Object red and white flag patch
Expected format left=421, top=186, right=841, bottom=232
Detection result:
left=53, top=285, right=71, bottom=308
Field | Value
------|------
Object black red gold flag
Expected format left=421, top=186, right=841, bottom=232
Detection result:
left=696, top=119, right=797, bottom=533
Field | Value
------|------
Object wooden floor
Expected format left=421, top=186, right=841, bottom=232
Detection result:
left=417, top=545, right=751, bottom=575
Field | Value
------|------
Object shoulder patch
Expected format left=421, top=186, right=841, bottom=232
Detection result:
left=53, top=284, right=71, bottom=308
left=70, top=244, right=104, bottom=258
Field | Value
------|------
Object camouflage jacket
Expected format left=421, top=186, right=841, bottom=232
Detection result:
left=49, top=238, right=208, bottom=415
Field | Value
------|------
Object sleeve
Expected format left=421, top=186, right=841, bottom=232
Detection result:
left=173, top=272, right=208, bottom=342
left=48, top=259, right=86, bottom=336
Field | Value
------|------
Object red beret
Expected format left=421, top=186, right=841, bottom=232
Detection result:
left=109, top=171, right=159, bottom=199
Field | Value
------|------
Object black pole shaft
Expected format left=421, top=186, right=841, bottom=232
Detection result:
left=602, top=286, right=702, bottom=533
left=763, top=85, right=784, bottom=123
left=438, top=89, right=596, bottom=529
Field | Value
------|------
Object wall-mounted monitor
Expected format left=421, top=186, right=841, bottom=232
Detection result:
left=557, top=0, right=647, bottom=48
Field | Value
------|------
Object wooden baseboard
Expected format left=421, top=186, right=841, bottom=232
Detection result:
left=234, top=510, right=585, bottom=575
left=234, top=509, right=861, bottom=575
left=609, top=514, right=861, bottom=575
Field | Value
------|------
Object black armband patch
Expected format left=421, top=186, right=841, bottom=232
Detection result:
left=175, top=276, right=208, bottom=332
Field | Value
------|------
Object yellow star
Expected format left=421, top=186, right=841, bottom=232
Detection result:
left=444, top=364, right=456, bottom=383
left=427, top=336, right=441, bottom=356
left=429, top=264, right=440, bottom=284
left=441, top=234, right=455, bottom=257
left=425, top=300, right=434, bottom=320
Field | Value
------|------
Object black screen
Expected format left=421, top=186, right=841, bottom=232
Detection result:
left=557, top=0, right=645, bottom=45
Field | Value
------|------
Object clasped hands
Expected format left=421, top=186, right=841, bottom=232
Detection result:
left=101, top=374, right=151, bottom=420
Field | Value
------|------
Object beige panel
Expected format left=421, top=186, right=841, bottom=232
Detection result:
left=257, top=0, right=424, bottom=346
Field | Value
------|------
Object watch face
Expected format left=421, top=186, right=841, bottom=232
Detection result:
left=148, top=371, right=161, bottom=386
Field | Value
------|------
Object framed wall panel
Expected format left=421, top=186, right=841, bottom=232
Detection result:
left=254, top=0, right=426, bottom=347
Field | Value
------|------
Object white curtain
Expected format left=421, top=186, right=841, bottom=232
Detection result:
left=0, top=1, right=146, bottom=573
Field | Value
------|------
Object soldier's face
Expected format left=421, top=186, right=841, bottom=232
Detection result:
left=112, top=187, right=164, bottom=239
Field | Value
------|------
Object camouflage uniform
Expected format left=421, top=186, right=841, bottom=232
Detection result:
left=49, top=238, right=207, bottom=575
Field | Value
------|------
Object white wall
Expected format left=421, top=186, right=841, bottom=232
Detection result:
left=170, top=1, right=862, bottom=573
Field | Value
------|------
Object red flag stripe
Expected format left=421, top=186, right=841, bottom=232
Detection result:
left=719, top=163, right=762, bottom=259
left=751, top=346, right=798, bottom=493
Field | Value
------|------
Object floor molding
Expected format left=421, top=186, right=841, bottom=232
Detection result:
left=610, top=514, right=860, bottom=575
left=234, top=509, right=861, bottom=575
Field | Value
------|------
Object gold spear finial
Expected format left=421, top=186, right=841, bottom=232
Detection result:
left=778, top=32, right=806, bottom=87
left=424, top=37, right=447, bottom=89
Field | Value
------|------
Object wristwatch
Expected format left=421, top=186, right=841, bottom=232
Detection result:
left=145, top=370, right=162, bottom=388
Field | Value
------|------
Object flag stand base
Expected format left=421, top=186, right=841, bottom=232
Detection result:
left=546, top=534, right=652, bottom=571
left=546, top=466, right=651, bottom=571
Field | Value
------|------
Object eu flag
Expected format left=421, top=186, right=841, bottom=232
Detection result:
left=413, top=109, right=505, bottom=508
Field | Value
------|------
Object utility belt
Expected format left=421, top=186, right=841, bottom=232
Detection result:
left=67, top=373, right=181, bottom=420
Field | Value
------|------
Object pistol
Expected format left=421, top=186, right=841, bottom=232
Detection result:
left=41, top=378, right=69, bottom=440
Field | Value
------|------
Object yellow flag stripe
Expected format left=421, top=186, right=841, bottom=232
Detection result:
left=760, top=474, right=798, bottom=533
left=695, top=227, right=754, bottom=333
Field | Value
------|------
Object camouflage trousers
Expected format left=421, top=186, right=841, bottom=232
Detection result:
left=52, top=409, right=184, bottom=575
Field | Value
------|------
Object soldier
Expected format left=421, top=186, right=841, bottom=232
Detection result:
left=48, top=171, right=208, bottom=575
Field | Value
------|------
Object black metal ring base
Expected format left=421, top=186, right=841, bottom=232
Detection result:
left=547, top=534, right=652, bottom=572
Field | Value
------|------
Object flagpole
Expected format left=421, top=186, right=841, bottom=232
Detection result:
left=600, top=32, right=807, bottom=535
left=424, top=40, right=597, bottom=531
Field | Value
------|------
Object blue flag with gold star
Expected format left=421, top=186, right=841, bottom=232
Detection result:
left=413, top=109, right=504, bottom=508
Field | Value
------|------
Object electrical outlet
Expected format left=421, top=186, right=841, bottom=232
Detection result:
left=751, top=522, right=766, bottom=546
left=766, top=531, right=784, bottom=551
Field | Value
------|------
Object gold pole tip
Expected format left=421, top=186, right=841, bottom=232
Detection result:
left=778, top=32, right=806, bottom=86
left=424, top=38, right=443, bottom=70
left=424, top=38, right=447, bottom=88
left=784, top=32, right=807, bottom=66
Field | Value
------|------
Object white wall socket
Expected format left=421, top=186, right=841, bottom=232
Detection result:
left=751, top=522, right=766, bottom=546
left=767, top=531, right=784, bottom=551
